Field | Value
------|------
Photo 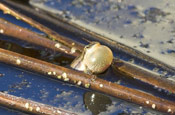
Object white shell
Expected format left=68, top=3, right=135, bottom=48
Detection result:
left=71, top=42, right=113, bottom=74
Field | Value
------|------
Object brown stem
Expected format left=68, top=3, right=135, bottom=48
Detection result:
left=0, top=18, right=175, bottom=93
left=0, top=48, right=174, bottom=114
left=112, top=59, right=175, bottom=94
left=1, top=18, right=174, bottom=95
left=49, top=9, right=175, bottom=75
left=0, top=3, right=84, bottom=52
left=0, top=92, right=76, bottom=115
left=0, top=2, right=175, bottom=113
left=0, top=14, right=175, bottom=99
left=1, top=2, right=175, bottom=101
left=0, top=18, right=80, bottom=57
left=3, top=1, right=175, bottom=76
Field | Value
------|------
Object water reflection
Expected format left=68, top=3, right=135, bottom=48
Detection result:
left=84, top=92, right=112, bottom=115
left=0, top=38, right=73, bottom=66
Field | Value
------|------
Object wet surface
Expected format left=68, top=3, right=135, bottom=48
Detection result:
left=0, top=36, right=74, bottom=67
left=0, top=0, right=174, bottom=114
left=84, top=92, right=112, bottom=115
left=0, top=63, right=164, bottom=115
left=0, top=63, right=89, bottom=114
left=0, top=10, right=44, bottom=35
left=0, top=106, right=29, bottom=115
left=29, top=0, right=175, bottom=69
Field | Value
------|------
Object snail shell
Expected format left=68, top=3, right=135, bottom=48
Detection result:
left=71, top=42, right=113, bottom=74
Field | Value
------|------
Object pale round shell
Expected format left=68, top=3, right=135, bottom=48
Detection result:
left=83, top=45, right=113, bottom=74
left=71, top=42, right=113, bottom=74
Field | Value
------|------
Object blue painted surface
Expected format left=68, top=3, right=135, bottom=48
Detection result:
left=0, top=8, right=90, bottom=114
left=0, top=1, right=168, bottom=114
left=29, top=0, right=175, bottom=78
left=0, top=11, right=44, bottom=35
left=0, top=62, right=88, bottom=113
